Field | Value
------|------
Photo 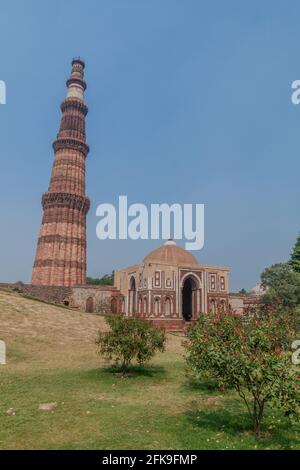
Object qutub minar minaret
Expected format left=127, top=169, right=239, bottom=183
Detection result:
left=32, top=58, right=90, bottom=286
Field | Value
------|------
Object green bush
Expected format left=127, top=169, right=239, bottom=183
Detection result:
left=185, top=310, right=300, bottom=436
left=96, top=315, right=166, bottom=375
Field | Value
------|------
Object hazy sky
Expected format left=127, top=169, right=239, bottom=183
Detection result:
left=1, top=0, right=300, bottom=291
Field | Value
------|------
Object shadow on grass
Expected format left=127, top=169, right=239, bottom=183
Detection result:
left=186, top=407, right=252, bottom=435
left=185, top=407, right=298, bottom=448
left=178, top=376, right=230, bottom=400
left=105, top=364, right=167, bottom=379
left=80, top=364, right=167, bottom=381
left=187, top=377, right=221, bottom=393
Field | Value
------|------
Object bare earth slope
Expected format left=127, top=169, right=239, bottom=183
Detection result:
left=0, top=288, right=108, bottom=371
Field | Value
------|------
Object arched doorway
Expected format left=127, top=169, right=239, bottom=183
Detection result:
left=154, top=297, right=161, bottom=316
left=210, top=298, right=216, bottom=314
left=182, top=277, right=197, bottom=321
left=164, top=296, right=172, bottom=316
left=129, top=276, right=136, bottom=315
left=86, top=296, right=94, bottom=313
left=143, top=297, right=148, bottom=315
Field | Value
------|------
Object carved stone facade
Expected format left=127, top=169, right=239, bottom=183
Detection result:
left=32, top=59, right=90, bottom=286
left=114, top=240, right=230, bottom=330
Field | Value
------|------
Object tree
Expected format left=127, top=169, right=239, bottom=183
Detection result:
left=290, top=233, right=300, bottom=274
left=238, top=288, right=247, bottom=295
left=87, top=272, right=114, bottom=286
left=96, top=315, right=166, bottom=375
left=261, top=262, right=300, bottom=308
left=185, top=311, right=300, bottom=436
left=260, top=263, right=300, bottom=331
left=259, top=233, right=300, bottom=332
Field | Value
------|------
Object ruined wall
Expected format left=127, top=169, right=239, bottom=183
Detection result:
left=0, top=283, right=72, bottom=304
left=228, top=294, right=248, bottom=315
left=0, top=282, right=125, bottom=314
left=70, top=286, right=115, bottom=313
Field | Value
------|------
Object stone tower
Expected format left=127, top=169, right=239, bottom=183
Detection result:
left=32, top=58, right=90, bottom=286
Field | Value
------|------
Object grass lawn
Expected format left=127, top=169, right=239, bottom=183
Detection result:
left=0, top=289, right=299, bottom=450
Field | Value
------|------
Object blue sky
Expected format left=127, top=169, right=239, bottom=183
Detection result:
left=0, top=0, right=300, bottom=291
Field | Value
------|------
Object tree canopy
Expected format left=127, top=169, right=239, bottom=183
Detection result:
left=87, top=272, right=114, bottom=286
left=290, top=233, right=300, bottom=274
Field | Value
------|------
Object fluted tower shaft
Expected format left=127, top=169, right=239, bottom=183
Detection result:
left=32, top=59, right=90, bottom=286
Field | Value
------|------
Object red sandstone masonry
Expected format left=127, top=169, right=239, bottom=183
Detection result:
left=32, top=59, right=89, bottom=287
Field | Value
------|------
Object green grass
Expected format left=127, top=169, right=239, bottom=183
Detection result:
left=1, top=360, right=300, bottom=449
left=0, top=290, right=299, bottom=450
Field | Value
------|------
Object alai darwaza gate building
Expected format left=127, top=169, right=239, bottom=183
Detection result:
left=114, top=240, right=230, bottom=330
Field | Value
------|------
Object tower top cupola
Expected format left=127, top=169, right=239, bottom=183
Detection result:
left=66, top=57, right=87, bottom=100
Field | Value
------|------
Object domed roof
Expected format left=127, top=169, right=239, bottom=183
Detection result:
left=143, top=240, right=199, bottom=266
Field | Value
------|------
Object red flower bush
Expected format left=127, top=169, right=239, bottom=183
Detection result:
left=185, top=308, right=300, bottom=436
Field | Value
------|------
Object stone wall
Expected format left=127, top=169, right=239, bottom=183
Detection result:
left=0, top=283, right=72, bottom=304
left=70, top=286, right=114, bottom=313
left=0, top=282, right=125, bottom=314
left=149, top=318, right=187, bottom=331
left=228, top=293, right=260, bottom=315
left=228, top=294, right=246, bottom=315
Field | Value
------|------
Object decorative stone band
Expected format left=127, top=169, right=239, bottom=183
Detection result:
left=42, top=213, right=86, bottom=226
left=53, top=138, right=89, bottom=157
left=38, top=235, right=86, bottom=247
left=42, top=192, right=90, bottom=214
left=34, top=259, right=86, bottom=269
left=53, top=158, right=86, bottom=171
left=49, top=174, right=85, bottom=188
left=66, top=77, right=87, bottom=91
left=61, top=98, right=88, bottom=116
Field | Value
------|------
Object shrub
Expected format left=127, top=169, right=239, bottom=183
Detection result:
left=185, top=310, right=300, bottom=436
left=96, top=315, right=166, bottom=375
